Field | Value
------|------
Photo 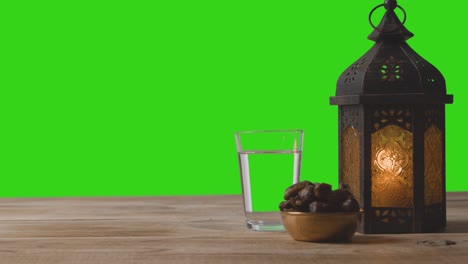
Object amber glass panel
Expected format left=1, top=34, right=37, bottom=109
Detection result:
left=341, top=126, right=360, bottom=202
left=424, top=125, right=443, bottom=205
left=371, top=125, right=413, bottom=207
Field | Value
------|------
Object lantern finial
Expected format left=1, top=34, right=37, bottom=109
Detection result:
left=384, top=0, right=397, bottom=11
left=368, top=1, right=413, bottom=42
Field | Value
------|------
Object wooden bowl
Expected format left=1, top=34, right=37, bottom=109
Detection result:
left=280, top=211, right=361, bottom=242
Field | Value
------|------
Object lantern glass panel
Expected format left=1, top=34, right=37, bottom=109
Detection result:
left=371, top=124, right=414, bottom=208
left=341, top=125, right=361, bottom=203
left=424, top=124, right=443, bottom=206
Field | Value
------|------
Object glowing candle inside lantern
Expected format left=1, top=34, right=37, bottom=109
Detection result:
left=371, top=125, right=413, bottom=208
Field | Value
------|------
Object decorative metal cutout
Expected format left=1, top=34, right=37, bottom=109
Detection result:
left=374, top=208, right=412, bottom=224
left=371, top=125, right=414, bottom=208
left=356, top=41, right=423, bottom=95
left=424, top=106, right=444, bottom=130
left=380, top=56, right=404, bottom=83
left=341, top=125, right=360, bottom=203
left=406, top=49, right=443, bottom=91
left=343, top=57, right=368, bottom=84
left=424, top=124, right=443, bottom=205
left=372, top=105, right=412, bottom=132
left=341, top=105, right=360, bottom=130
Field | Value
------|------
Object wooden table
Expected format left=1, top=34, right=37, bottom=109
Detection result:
left=0, top=193, right=467, bottom=264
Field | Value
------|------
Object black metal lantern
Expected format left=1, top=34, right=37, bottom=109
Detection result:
left=330, top=0, right=453, bottom=234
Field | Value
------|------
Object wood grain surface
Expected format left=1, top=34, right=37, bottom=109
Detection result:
left=1, top=193, right=468, bottom=264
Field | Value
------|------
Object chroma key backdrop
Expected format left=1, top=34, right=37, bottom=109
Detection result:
left=1, top=1, right=466, bottom=197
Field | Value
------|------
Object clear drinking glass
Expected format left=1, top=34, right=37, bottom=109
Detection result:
left=235, top=130, right=304, bottom=231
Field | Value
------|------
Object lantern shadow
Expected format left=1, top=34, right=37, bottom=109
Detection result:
left=352, top=234, right=404, bottom=244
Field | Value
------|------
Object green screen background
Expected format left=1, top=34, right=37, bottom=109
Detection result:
left=1, top=1, right=466, bottom=197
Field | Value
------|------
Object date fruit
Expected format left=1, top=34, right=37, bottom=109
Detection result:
left=279, top=181, right=360, bottom=213
left=283, top=181, right=312, bottom=200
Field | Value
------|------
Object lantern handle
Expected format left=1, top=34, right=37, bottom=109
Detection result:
left=368, top=3, right=407, bottom=33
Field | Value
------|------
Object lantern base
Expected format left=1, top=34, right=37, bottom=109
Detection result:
left=358, top=204, right=446, bottom=234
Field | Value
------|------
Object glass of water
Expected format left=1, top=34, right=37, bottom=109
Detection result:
left=235, top=129, right=304, bottom=231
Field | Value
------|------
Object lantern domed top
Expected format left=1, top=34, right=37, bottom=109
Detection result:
left=331, top=0, right=453, bottom=105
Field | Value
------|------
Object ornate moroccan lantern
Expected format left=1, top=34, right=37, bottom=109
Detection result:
left=330, top=0, right=453, bottom=233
